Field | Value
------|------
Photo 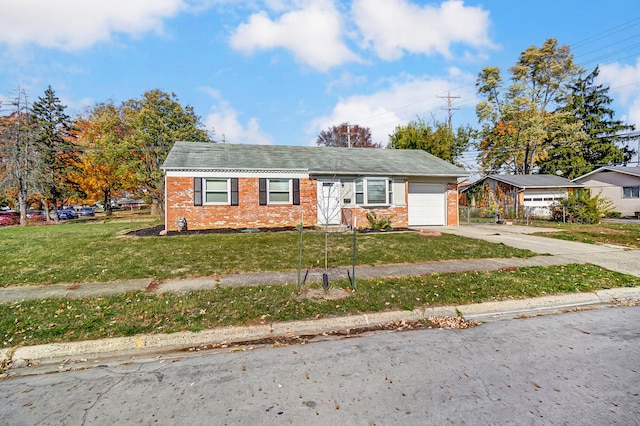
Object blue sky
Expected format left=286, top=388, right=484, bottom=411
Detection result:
left=1, top=0, right=639, bottom=172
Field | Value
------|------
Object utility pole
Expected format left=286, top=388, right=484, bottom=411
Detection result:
left=437, top=91, right=460, bottom=131
left=346, top=122, right=351, bottom=148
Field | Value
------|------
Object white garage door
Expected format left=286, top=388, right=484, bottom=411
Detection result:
left=408, top=183, right=445, bottom=226
left=523, top=190, right=566, bottom=218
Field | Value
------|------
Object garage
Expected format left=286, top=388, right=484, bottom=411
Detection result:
left=408, top=183, right=446, bottom=226
left=523, top=189, right=567, bottom=218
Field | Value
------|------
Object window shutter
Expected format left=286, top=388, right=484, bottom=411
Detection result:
left=194, top=177, right=202, bottom=206
left=230, top=178, right=239, bottom=206
left=292, top=179, right=300, bottom=205
left=259, top=178, right=267, bottom=205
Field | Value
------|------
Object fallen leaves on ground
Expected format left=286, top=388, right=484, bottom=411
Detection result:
left=186, top=316, right=478, bottom=353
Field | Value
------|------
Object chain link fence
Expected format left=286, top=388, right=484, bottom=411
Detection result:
left=458, top=205, right=548, bottom=225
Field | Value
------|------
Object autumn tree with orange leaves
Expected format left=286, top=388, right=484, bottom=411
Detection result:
left=476, top=39, right=584, bottom=174
left=71, top=102, right=136, bottom=215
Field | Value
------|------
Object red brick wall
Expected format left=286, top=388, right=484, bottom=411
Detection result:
left=165, top=176, right=316, bottom=231
left=165, top=176, right=458, bottom=231
left=344, top=205, right=408, bottom=229
left=446, top=182, right=459, bottom=226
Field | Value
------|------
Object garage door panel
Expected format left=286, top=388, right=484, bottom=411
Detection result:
left=408, top=183, right=445, bottom=226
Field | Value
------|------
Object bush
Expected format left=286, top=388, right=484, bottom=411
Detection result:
left=550, top=190, right=614, bottom=224
left=365, top=211, right=393, bottom=231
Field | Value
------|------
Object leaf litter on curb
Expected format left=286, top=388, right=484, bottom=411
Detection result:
left=184, top=316, right=478, bottom=353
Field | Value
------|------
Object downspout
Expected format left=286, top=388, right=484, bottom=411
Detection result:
left=163, top=173, right=168, bottom=233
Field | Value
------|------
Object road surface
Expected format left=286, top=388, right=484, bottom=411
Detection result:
left=1, top=306, right=639, bottom=425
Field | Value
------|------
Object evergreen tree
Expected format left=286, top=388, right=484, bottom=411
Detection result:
left=31, top=86, right=78, bottom=216
left=540, top=67, right=635, bottom=179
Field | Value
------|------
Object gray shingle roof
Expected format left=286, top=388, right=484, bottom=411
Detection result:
left=573, top=166, right=640, bottom=181
left=464, top=174, right=583, bottom=191
left=162, top=142, right=469, bottom=177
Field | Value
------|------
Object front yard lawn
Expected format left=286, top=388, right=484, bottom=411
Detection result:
left=532, top=221, right=640, bottom=248
left=0, top=219, right=535, bottom=287
left=1, top=263, right=637, bottom=349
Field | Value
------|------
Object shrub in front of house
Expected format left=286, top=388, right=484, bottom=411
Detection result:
left=365, top=211, right=393, bottom=231
left=550, top=190, right=614, bottom=224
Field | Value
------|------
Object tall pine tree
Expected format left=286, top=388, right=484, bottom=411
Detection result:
left=31, top=86, right=78, bottom=216
left=540, top=67, right=635, bottom=179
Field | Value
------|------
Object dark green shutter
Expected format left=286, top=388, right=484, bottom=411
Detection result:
left=292, top=179, right=300, bottom=205
left=259, top=178, right=267, bottom=205
left=230, top=178, right=239, bottom=206
left=194, top=178, right=202, bottom=206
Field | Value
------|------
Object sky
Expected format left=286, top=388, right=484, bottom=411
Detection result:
left=1, top=0, right=639, bottom=173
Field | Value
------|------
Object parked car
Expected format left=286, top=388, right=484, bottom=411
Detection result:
left=27, top=210, right=47, bottom=222
left=57, top=209, right=78, bottom=220
left=79, top=207, right=95, bottom=217
left=0, top=211, right=20, bottom=226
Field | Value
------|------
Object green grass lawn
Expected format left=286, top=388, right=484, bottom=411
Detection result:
left=2, top=263, right=637, bottom=349
left=0, top=218, right=535, bottom=287
left=531, top=221, right=640, bottom=248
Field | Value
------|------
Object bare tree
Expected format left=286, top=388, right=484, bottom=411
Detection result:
left=316, top=123, right=382, bottom=148
left=0, top=89, right=36, bottom=225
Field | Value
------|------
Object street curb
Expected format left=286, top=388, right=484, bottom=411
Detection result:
left=3, top=288, right=639, bottom=370
left=3, top=307, right=458, bottom=368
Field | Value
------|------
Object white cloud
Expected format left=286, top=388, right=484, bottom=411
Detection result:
left=0, top=0, right=187, bottom=50
left=229, top=0, right=359, bottom=71
left=599, top=59, right=640, bottom=127
left=308, top=70, right=477, bottom=145
left=202, top=90, right=273, bottom=145
left=351, top=0, right=493, bottom=61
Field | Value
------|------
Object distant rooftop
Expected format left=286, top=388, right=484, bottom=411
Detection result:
left=573, top=166, right=640, bottom=181
left=463, top=174, right=583, bottom=191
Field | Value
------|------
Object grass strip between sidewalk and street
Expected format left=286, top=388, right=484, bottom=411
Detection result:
left=2, top=263, right=638, bottom=349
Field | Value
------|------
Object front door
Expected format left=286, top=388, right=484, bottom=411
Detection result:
left=317, top=180, right=341, bottom=225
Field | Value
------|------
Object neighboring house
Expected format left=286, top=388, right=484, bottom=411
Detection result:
left=573, top=166, right=640, bottom=217
left=161, top=142, right=468, bottom=232
left=460, top=174, right=583, bottom=218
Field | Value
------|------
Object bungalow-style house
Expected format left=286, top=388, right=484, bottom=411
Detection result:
left=161, top=142, right=468, bottom=232
left=460, top=174, right=583, bottom=218
left=573, top=166, right=640, bottom=217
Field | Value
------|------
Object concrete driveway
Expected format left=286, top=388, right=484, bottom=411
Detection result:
left=426, top=224, right=640, bottom=278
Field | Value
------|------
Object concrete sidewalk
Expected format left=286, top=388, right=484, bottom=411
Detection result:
left=0, top=255, right=575, bottom=303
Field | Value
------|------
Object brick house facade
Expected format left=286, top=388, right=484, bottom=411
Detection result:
left=162, top=143, right=468, bottom=232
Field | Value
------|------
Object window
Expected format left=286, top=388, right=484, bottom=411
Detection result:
left=354, top=178, right=391, bottom=205
left=194, top=177, right=238, bottom=206
left=268, top=179, right=291, bottom=203
left=259, top=178, right=300, bottom=205
left=205, top=179, right=229, bottom=204
left=623, top=186, right=640, bottom=198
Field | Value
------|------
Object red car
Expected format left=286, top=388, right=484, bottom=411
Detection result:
left=0, top=211, right=20, bottom=226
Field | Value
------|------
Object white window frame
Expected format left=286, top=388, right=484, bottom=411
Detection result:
left=354, top=178, right=392, bottom=206
left=268, top=178, right=292, bottom=204
left=203, top=178, right=230, bottom=205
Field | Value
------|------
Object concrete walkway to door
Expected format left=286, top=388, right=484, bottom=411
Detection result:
left=419, top=223, right=640, bottom=278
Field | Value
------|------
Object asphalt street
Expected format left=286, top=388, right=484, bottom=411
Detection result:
left=1, top=306, right=638, bottom=425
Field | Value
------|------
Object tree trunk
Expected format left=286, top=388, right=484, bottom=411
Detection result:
left=103, top=190, right=112, bottom=216
left=150, top=198, right=163, bottom=217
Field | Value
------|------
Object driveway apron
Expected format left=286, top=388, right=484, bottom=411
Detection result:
left=426, top=224, right=640, bottom=278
